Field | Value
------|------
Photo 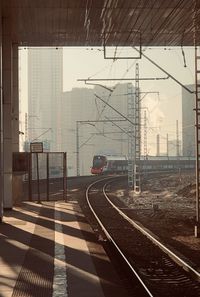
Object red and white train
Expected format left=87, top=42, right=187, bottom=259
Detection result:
left=91, top=154, right=195, bottom=175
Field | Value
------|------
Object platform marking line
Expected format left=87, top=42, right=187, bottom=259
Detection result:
left=53, top=205, right=68, bottom=297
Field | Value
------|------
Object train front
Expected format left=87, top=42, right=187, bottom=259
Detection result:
left=91, top=155, right=106, bottom=175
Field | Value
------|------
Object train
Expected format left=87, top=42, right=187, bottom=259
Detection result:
left=91, top=154, right=195, bottom=175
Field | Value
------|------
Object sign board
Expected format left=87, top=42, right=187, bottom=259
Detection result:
left=30, top=142, right=43, bottom=153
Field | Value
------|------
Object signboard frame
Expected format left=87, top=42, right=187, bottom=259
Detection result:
left=30, top=142, right=43, bottom=153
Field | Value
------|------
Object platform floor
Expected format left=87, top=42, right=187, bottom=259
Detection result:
left=0, top=201, right=131, bottom=297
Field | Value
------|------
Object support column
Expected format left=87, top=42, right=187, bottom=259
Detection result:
left=12, top=44, right=19, bottom=152
left=0, top=5, right=3, bottom=220
left=2, top=17, right=13, bottom=209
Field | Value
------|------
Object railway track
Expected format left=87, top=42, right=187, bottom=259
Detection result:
left=86, top=176, right=200, bottom=297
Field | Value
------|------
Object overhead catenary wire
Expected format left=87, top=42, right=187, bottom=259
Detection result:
left=82, top=47, right=142, bottom=121
left=132, top=46, right=194, bottom=94
left=30, top=128, right=52, bottom=142
left=77, top=45, right=193, bottom=159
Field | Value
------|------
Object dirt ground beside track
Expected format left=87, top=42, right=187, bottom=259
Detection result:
left=113, top=171, right=200, bottom=269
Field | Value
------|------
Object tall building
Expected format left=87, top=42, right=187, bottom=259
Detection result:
left=61, top=83, right=131, bottom=176
left=27, top=53, right=136, bottom=176
left=61, top=87, right=96, bottom=176
left=28, top=48, right=63, bottom=151
left=182, top=84, right=195, bottom=157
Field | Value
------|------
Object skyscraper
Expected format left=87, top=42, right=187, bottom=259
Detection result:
left=28, top=48, right=63, bottom=151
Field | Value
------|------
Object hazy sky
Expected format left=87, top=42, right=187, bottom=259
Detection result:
left=63, top=47, right=194, bottom=124
left=62, top=47, right=195, bottom=152
left=62, top=46, right=194, bottom=92
left=19, top=46, right=195, bottom=154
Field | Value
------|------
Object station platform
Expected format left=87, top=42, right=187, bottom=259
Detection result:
left=0, top=201, right=130, bottom=297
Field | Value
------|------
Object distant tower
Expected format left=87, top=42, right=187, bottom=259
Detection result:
left=127, top=83, right=134, bottom=188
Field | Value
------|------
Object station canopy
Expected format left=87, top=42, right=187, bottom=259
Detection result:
left=2, top=0, right=200, bottom=47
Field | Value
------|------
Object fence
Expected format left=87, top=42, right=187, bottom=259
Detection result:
left=13, top=152, right=67, bottom=202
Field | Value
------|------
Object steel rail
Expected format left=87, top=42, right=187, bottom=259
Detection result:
left=103, top=179, right=200, bottom=281
left=86, top=177, right=154, bottom=297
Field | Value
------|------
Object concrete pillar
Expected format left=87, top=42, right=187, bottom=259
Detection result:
left=2, top=16, right=13, bottom=209
left=0, top=4, right=3, bottom=220
left=12, top=44, right=19, bottom=152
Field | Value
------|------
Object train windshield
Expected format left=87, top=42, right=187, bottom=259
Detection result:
left=93, top=156, right=106, bottom=168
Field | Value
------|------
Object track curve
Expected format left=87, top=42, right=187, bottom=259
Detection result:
left=86, top=176, right=200, bottom=297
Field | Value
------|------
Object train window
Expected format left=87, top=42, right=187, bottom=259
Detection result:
left=93, top=156, right=106, bottom=168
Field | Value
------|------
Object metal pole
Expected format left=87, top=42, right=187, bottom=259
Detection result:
left=127, top=83, right=134, bottom=188
left=134, top=63, right=141, bottom=194
left=36, top=153, right=41, bottom=204
left=195, top=46, right=200, bottom=237
left=76, top=121, right=80, bottom=176
left=46, top=153, right=49, bottom=201
left=192, top=0, right=200, bottom=237
left=63, top=152, right=67, bottom=201
left=28, top=152, right=32, bottom=201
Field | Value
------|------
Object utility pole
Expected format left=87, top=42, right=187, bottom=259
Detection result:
left=134, top=63, right=141, bottom=194
left=76, top=121, right=80, bottom=176
left=127, top=83, right=135, bottom=188
left=195, top=45, right=200, bottom=237
left=194, top=2, right=200, bottom=237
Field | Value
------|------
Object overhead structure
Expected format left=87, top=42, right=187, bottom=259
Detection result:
left=127, top=83, right=135, bottom=188
left=1, top=0, right=200, bottom=47
left=195, top=46, right=200, bottom=237
left=1, top=0, right=200, bottom=235
left=143, top=110, right=147, bottom=159
left=134, top=63, right=141, bottom=194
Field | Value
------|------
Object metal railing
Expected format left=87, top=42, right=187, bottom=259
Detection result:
left=18, top=152, right=67, bottom=202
